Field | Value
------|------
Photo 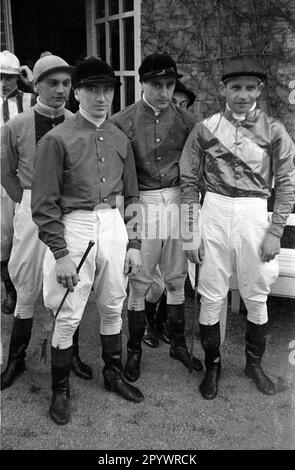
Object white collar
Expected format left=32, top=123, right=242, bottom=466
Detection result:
left=35, top=97, right=65, bottom=118
left=79, top=106, right=106, bottom=127
left=143, top=95, right=161, bottom=116
left=226, top=102, right=256, bottom=121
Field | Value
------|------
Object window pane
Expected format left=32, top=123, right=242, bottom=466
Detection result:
left=112, top=83, right=121, bottom=113
left=96, top=23, right=106, bottom=61
left=109, top=20, right=120, bottom=70
left=123, top=17, right=134, bottom=70
left=109, top=0, right=119, bottom=15
left=125, top=76, right=135, bottom=106
left=1, top=1, right=8, bottom=50
left=95, top=0, right=105, bottom=18
left=123, top=0, right=134, bottom=11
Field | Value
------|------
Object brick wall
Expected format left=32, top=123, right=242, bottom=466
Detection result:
left=141, top=0, right=295, bottom=140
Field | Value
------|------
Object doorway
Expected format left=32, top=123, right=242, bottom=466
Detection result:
left=10, top=0, right=86, bottom=68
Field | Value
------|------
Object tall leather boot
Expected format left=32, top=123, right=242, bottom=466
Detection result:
left=244, top=320, right=275, bottom=395
left=168, top=304, right=203, bottom=372
left=71, top=326, right=93, bottom=380
left=1, top=261, right=17, bottom=315
left=1, top=317, right=33, bottom=390
left=123, top=309, right=145, bottom=382
left=155, top=293, right=170, bottom=344
left=199, top=323, right=221, bottom=400
left=143, top=301, right=159, bottom=348
left=101, top=332, right=144, bottom=403
left=49, top=346, right=72, bottom=425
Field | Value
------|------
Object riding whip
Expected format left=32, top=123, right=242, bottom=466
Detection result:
left=40, top=240, right=95, bottom=363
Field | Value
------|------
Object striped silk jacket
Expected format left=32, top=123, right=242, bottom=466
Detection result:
left=0, top=88, right=35, bottom=126
left=180, top=107, right=295, bottom=239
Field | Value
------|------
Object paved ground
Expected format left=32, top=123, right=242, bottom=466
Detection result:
left=1, top=287, right=295, bottom=451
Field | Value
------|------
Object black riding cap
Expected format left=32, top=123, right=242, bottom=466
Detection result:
left=72, top=57, right=121, bottom=88
left=139, top=53, right=182, bottom=82
left=174, top=80, right=196, bottom=107
left=221, top=56, right=267, bottom=82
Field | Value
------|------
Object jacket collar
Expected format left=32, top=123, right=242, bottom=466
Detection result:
left=1, top=86, right=19, bottom=100
left=73, top=111, right=108, bottom=130
left=223, top=104, right=260, bottom=123
left=140, top=98, right=173, bottom=117
left=143, top=95, right=161, bottom=115
left=79, top=106, right=106, bottom=128
left=35, top=97, right=66, bottom=119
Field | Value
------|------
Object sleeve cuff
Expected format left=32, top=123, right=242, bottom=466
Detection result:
left=53, top=248, right=69, bottom=260
left=267, top=224, right=283, bottom=239
left=127, top=239, right=141, bottom=251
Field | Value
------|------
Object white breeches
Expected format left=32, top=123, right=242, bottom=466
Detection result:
left=128, top=187, right=187, bottom=311
left=198, top=192, right=279, bottom=326
left=1, top=186, right=15, bottom=261
left=145, top=265, right=165, bottom=303
left=8, top=190, right=47, bottom=318
left=43, top=209, right=128, bottom=349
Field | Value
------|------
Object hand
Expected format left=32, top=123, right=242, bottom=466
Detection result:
left=185, top=239, right=204, bottom=264
left=260, top=233, right=280, bottom=262
left=55, top=254, right=80, bottom=292
left=19, top=65, right=34, bottom=85
left=124, top=248, right=142, bottom=275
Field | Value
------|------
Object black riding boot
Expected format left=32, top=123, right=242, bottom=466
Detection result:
left=71, top=326, right=93, bottom=380
left=143, top=301, right=159, bottom=348
left=155, top=293, right=170, bottom=344
left=1, top=317, right=33, bottom=390
left=168, top=304, right=203, bottom=372
left=101, top=332, right=144, bottom=403
left=1, top=261, right=17, bottom=315
left=244, top=321, right=275, bottom=395
left=123, top=309, right=146, bottom=382
left=49, top=346, right=72, bottom=425
left=199, top=323, right=221, bottom=400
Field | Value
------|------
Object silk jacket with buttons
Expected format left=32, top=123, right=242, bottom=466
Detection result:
left=180, top=108, right=295, bottom=239
left=0, top=88, right=36, bottom=126
left=31, top=112, right=140, bottom=258
left=110, top=99, right=198, bottom=191
left=1, top=106, right=73, bottom=203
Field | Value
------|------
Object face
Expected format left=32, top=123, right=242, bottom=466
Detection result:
left=0, top=74, right=18, bottom=97
left=74, top=82, right=114, bottom=119
left=220, top=76, right=262, bottom=114
left=35, top=72, right=71, bottom=108
left=142, top=77, right=176, bottom=110
left=172, top=91, right=189, bottom=110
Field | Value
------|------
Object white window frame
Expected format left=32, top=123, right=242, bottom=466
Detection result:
left=2, top=0, right=14, bottom=52
left=85, top=0, right=141, bottom=110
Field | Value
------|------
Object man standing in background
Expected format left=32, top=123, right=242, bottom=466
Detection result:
left=0, top=50, right=36, bottom=316
left=1, top=54, right=92, bottom=391
left=143, top=79, right=196, bottom=349
left=111, top=53, right=203, bottom=383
